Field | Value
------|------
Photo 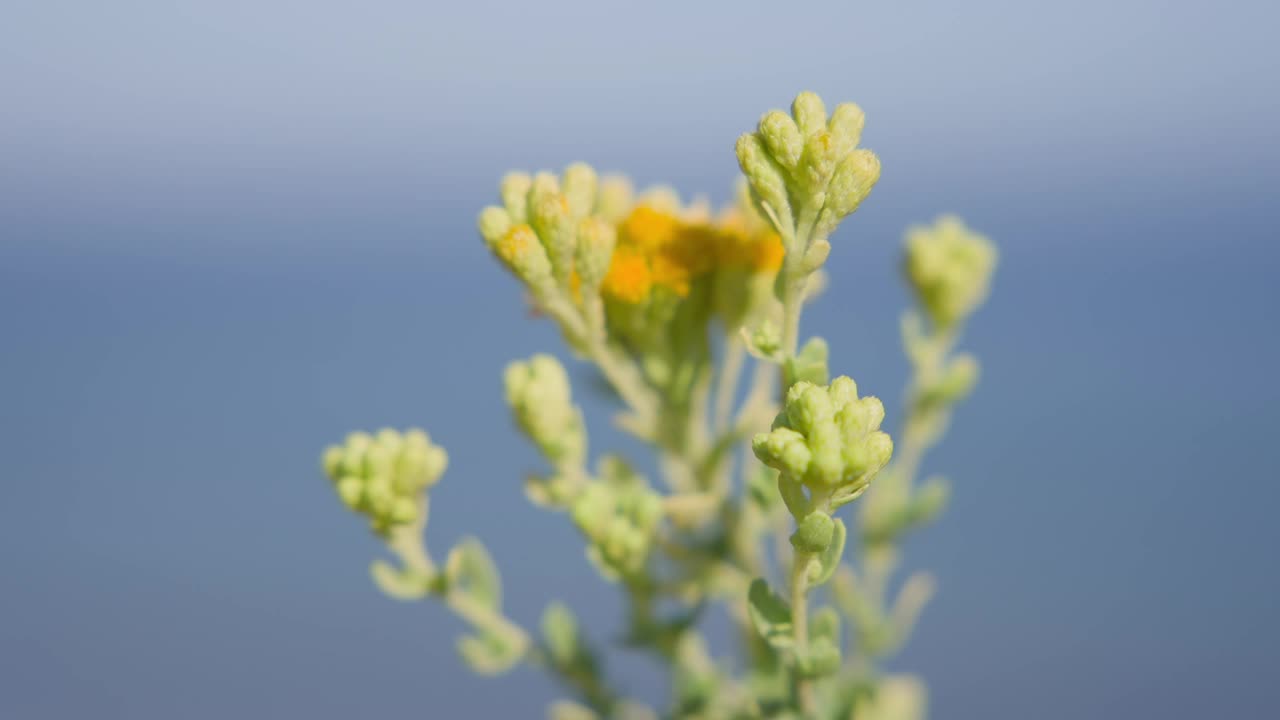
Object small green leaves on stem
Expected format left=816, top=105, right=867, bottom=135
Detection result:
left=807, top=517, right=846, bottom=587
left=783, top=337, right=829, bottom=389
left=747, top=578, right=794, bottom=651
left=445, top=537, right=502, bottom=610
left=796, top=606, right=843, bottom=678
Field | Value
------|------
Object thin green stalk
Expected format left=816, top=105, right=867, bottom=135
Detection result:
left=714, top=336, right=747, bottom=433
left=790, top=549, right=816, bottom=715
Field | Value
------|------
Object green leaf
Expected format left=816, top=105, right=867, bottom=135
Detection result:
left=540, top=602, right=580, bottom=665
left=807, top=517, right=846, bottom=587
left=747, top=578, right=793, bottom=650
left=784, top=337, right=829, bottom=389
left=672, top=633, right=718, bottom=712
left=832, top=566, right=885, bottom=641
left=776, top=473, right=810, bottom=518
left=457, top=629, right=522, bottom=675
left=369, top=559, right=430, bottom=601
left=906, top=476, right=950, bottom=527
left=829, top=482, right=870, bottom=511
left=547, top=701, right=598, bottom=720
left=747, top=465, right=779, bottom=511
left=445, top=537, right=502, bottom=610
left=900, top=311, right=928, bottom=368
left=811, top=605, right=842, bottom=646
left=796, top=635, right=841, bottom=678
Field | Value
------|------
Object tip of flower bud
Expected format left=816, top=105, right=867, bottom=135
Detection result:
left=500, top=172, right=533, bottom=224
left=758, top=110, right=803, bottom=169
left=478, top=206, right=512, bottom=248
left=791, top=91, right=828, bottom=137
left=560, top=162, right=599, bottom=219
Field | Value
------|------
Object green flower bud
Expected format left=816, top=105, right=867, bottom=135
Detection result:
left=828, top=375, right=858, bottom=407
left=477, top=205, right=513, bottom=248
left=570, top=483, right=610, bottom=537
left=390, top=496, right=419, bottom=524
left=491, top=225, right=555, bottom=295
left=336, top=475, right=363, bottom=508
left=782, top=382, right=833, bottom=436
left=528, top=173, right=575, bottom=286
left=752, top=427, right=812, bottom=479
left=560, top=162, right=598, bottom=219
left=791, top=511, right=835, bottom=553
left=827, top=102, right=866, bottom=156
left=504, top=354, right=585, bottom=467
left=735, top=133, right=793, bottom=232
left=320, top=428, right=446, bottom=534
left=791, top=91, right=827, bottom=137
left=500, top=172, right=532, bottom=224
left=758, top=110, right=804, bottom=169
left=570, top=478, right=660, bottom=578
left=821, top=149, right=881, bottom=225
left=321, top=445, right=344, bottom=479
left=574, top=217, right=616, bottom=292
left=903, top=216, right=997, bottom=329
left=798, top=130, right=837, bottom=194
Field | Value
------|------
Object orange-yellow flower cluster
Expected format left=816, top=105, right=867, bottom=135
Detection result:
left=601, top=204, right=784, bottom=304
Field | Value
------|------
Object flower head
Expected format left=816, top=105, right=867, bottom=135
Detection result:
left=753, top=377, right=893, bottom=502
left=321, top=428, right=448, bottom=534
left=903, top=216, right=997, bottom=329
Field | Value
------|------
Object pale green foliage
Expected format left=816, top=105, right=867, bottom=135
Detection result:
left=315, top=91, right=996, bottom=718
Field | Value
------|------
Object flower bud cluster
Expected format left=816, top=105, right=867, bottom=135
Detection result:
left=504, top=354, right=585, bottom=468
left=736, top=91, right=881, bottom=256
left=478, top=164, right=619, bottom=301
left=903, top=216, right=997, bottom=330
left=753, top=377, right=893, bottom=501
left=570, top=477, right=663, bottom=578
left=321, top=428, right=448, bottom=534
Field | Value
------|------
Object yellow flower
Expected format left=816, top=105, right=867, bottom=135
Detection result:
left=602, top=245, right=653, bottom=303
left=713, top=211, right=784, bottom=273
left=620, top=205, right=682, bottom=252
left=601, top=200, right=784, bottom=305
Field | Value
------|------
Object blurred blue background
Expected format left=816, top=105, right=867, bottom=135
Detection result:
left=2, top=1, right=1278, bottom=717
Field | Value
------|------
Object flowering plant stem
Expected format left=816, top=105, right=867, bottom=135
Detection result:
left=317, top=91, right=997, bottom=720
